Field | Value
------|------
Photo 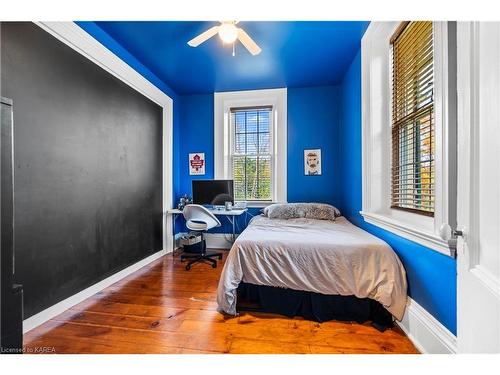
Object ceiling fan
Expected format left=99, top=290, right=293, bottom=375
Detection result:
left=187, top=21, right=262, bottom=56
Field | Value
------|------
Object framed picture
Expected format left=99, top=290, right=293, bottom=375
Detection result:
left=304, top=149, right=321, bottom=176
left=189, top=152, right=205, bottom=175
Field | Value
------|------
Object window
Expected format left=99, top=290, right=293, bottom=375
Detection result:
left=231, top=106, right=273, bottom=201
left=391, top=21, right=435, bottom=216
left=361, top=22, right=454, bottom=256
left=214, top=88, right=287, bottom=206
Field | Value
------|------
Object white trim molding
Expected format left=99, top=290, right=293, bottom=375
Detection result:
left=35, top=22, right=174, bottom=255
left=361, top=211, right=449, bottom=252
left=397, top=297, right=457, bottom=354
left=214, top=88, right=287, bottom=206
left=23, top=249, right=166, bottom=333
left=360, top=22, right=454, bottom=257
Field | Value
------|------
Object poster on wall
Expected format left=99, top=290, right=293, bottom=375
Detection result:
left=304, top=149, right=322, bottom=176
left=189, top=153, right=205, bottom=175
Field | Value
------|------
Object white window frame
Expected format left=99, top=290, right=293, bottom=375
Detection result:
left=230, top=106, right=274, bottom=202
left=214, top=88, right=287, bottom=207
left=360, top=22, right=452, bottom=256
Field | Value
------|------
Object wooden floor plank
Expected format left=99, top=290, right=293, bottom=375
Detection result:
left=24, top=252, right=418, bottom=354
left=27, top=321, right=233, bottom=353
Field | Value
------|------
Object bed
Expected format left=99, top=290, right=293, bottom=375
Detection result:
left=216, top=210, right=408, bottom=328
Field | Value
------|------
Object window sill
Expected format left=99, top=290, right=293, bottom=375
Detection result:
left=359, top=211, right=452, bottom=257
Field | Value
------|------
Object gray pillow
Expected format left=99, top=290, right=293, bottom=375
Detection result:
left=263, top=203, right=304, bottom=220
left=263, top=203, right=341, bottom=221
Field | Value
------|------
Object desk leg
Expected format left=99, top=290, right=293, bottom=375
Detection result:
left=232, top=216, right=235, bottom=243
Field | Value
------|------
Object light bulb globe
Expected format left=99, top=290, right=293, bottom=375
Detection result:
left=218, top=23, right=238, bottom=44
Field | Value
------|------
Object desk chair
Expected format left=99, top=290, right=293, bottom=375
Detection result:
left=181, top=204, right=224, bottom=271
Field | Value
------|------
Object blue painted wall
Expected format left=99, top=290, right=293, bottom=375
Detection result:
left=339, top=50, right=457, bottom=334
left=177, top=94, right=215, bottom=198
left=288, top=86, right=341, bottom=206
left=173, top=94, right=258, bottom=234
left=174, top=86, right=342, bottom=233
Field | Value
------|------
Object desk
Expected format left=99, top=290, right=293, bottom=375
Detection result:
left=166, top=207, right=247, bottom=253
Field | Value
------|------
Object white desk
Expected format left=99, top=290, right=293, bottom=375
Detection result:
left=167, top=208, right=247, bottom=216
left=166, top=207, right=248, bottom=251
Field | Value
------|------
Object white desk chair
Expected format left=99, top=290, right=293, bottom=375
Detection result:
left=181, top=204, right=223, bottom=270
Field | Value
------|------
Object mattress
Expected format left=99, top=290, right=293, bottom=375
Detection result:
left=216, top=215, right=408, bottom=320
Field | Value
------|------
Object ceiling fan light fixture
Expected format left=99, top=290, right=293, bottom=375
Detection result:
left=218, top=23, right=238, bottom=44
left=188, top=21, right=261, bottom=55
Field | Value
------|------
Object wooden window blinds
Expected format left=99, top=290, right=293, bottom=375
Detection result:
left=391, top=21, right=435, bottom=216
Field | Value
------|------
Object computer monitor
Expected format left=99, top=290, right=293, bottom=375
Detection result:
left=192, top=180, right=234, bottom=206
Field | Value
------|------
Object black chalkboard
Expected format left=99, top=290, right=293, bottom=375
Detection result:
left=1, top=22, right=164, bottom=318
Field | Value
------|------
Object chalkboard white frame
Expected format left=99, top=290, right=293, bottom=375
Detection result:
left=35, top=21, right=174, bottom=256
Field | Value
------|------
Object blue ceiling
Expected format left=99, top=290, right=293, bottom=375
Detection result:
left=79, top=21, right=369, bottom=95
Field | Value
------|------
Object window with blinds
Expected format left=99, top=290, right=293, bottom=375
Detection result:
left=230, top=106, right=273, bottom=201
left=390, top=21, right=435, bottom=216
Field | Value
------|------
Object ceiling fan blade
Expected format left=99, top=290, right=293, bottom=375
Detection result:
left=187, top=26, right=220, bottom=47
left=237, top=28, right=262, bottom=55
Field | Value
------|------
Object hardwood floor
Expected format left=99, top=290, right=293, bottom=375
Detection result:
left=24, top=252, right=419, bottom=354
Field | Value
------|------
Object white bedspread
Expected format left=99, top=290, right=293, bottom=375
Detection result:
left=216, top=216, right=408, bottom=320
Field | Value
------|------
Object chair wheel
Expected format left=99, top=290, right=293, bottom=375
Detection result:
left=212, top=263, right=217, bottom=268
left=185, top=264, right=191, bottom=271
left=218, top=255, right=223, bottom=260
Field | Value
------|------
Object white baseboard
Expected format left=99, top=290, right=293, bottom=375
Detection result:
left=396, top=297, right=457, bottom=353
left=175, top=232, right=235, bottom=250
left=23, top=249, right=166, bottom=333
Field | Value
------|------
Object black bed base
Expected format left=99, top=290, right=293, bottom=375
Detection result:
left=236, top=282, right=394, bottom=332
